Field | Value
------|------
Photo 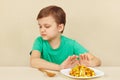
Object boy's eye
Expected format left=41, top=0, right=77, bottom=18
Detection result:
left=39, top=26, right=42, bottom=28
left=45, top=26, right=50, bottom=28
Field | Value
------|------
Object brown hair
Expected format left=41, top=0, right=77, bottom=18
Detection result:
left=37, top=5, right=66, bottom=33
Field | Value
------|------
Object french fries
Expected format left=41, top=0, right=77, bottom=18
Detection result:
left=69, top=65, right=95, bottom=77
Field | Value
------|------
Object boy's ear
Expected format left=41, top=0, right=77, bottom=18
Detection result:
left=58, top=24, right=64, bottom=32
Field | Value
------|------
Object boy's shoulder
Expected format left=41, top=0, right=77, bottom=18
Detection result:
left=62, top=35, right=75, bottom=43
left=35, top=36, right=42, bottom=40
left=36, top=36, right=42, bottom=39
left=34, top=36, right=44, bottom=42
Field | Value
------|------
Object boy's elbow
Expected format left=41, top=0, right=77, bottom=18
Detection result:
left=30, top=59, right=36, bottom=68
left=30, top=59, right=39, bottom=68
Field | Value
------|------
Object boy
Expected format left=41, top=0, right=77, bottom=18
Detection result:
left=30, top=5, right=101, bottom=71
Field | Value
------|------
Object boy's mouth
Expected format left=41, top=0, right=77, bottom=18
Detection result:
left=41, top=34, right=46, bottom=36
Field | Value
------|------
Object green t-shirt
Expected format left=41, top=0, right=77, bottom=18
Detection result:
left=31, top=35, right=88, bottom=64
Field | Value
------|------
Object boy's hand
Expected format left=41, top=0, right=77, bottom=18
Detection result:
left=60, top=55, right=79, bottom=69
left=79, top=53, right=94, bottom=67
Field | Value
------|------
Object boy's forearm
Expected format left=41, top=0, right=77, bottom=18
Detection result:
left=30, top=58, right=61, bottom=71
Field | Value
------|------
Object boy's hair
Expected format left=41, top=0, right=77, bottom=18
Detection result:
left=37, top=5, right=66, bottom=33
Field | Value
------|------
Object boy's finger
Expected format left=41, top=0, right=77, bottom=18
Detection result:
left=70, top=55, right=78, bottom=60
left=71, top=60, right=79, bottom=67
left=80, top=54, right=84, bottom=60
left=86, top=55, right=89, bottom=61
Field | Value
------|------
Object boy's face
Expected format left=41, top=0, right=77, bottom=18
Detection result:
left=37, top=15, right=63, bottom=40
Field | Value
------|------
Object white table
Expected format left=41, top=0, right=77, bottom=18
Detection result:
left=0, top=66, right=119, bottom=80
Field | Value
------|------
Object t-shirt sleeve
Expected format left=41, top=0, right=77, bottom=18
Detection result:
left=30, top=37, right=43, bottom=55
left=73, top=40, right=89, bottom=55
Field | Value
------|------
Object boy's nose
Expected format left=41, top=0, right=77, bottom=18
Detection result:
left=41, top=28, right=46, bottom=32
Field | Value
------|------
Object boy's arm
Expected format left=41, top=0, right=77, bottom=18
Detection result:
left=79, top=53, right=101, bottom=67
left=30, top=50, right=79, bottom=71
left=30, top=50, right=61, bottom=71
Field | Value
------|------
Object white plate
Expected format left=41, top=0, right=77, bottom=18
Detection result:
left=60, top=67, right=104, bottom=79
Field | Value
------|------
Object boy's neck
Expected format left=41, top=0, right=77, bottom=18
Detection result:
left=48, top=35, right=61, bottom=49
